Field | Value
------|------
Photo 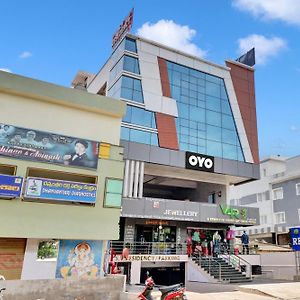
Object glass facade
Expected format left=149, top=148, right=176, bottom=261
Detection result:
left=123, top=106, right=156, bottom=128
left=108, top=75, right=144, bottom=104
left=109, top=37, right=159, bottom=147
left=110, top=55, right=140, bottom=82
left=121, top=126, right=158, bottom=146
left=121, top=106, right=158, bottom=145
left=167, top=61, right=244, bottom=161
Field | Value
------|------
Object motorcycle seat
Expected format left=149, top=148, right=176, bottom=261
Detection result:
left=159, top=283, right=182, bottom=294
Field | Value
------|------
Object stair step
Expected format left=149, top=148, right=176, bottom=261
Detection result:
left=228, top=278, right=252, bottom=283
left=209, top=271, right=243, bottom=275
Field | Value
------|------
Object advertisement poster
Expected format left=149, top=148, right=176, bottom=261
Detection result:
left=0, top=174, right=23, bottom=198
left=0, top=123, right=99, bottom=169
left=55, top=240, right=103, bottom=279
left=24, top=177, right=97, bottom=204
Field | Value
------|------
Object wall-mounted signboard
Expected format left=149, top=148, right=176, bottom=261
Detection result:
left=185, top=151, right=214, bottom=173
left=290, top=227, right=300, bottom=251
left=0, top=123, right=99, bottom=170
left=24, top=177, right=97, bottom=204
left=0, top=174, right=23, bottom=198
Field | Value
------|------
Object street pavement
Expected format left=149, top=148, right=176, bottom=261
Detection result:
left=126, top=280, right=300, bottom=299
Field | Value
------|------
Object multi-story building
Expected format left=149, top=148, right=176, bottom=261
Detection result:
left=0, top=71, right=126, bottom=280
left=72, top=33, right=260, bottom=285
left=229, top=155, right=300, bottom=245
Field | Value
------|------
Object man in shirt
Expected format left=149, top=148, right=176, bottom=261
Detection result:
left=241, top=231, right=249, bottom=255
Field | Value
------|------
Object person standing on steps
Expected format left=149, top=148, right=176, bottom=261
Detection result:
left=241, top=231, right=249, bottom=255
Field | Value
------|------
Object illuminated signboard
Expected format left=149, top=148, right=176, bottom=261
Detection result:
left=112, top=9, right=134, bottom=49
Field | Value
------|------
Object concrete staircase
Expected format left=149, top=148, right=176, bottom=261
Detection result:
left=192, top=256, right=252, bottom=283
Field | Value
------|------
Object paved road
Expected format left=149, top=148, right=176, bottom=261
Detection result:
left=186, top=277, right=295, bottom=294
left=128, top=277, right=295, bottom=295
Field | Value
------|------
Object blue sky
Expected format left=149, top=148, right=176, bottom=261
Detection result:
left=1, top=0, right=300, bottom=159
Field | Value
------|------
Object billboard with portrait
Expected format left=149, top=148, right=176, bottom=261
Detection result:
left=0, top=123, right=99, bottom=169
left=55, top=240, right=104, bottom=279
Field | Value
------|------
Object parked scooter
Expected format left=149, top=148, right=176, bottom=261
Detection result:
left=138, top=272, right=187, bottom=300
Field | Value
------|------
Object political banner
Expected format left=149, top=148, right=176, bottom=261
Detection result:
left=290, top=227, right=300, bottom=251
left=0, top=174, right=23, bottom=198
left=24, top=177, right=97, bottom=204
left=0, top=123, right=99, bottom=169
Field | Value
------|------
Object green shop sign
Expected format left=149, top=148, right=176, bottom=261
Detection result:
left=220, top=204, right=247, bottom=219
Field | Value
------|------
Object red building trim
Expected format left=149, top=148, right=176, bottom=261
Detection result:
left=156, top=57, right=179, bottom=150
left=226, top=61, right=259, bottom=164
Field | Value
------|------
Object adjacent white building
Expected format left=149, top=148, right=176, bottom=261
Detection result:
left=229, top=155, right=300, bottom=244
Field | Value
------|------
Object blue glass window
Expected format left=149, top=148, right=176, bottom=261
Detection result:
left=206, top=110, right=221, bottom=127
left=223, top=144, right=238, bottom=160
left=120, top=126, right=130, bottom=140
left=120, top=126, right=158, bottom=146
left=206, top=96, right=221, bottom=112
left=123, top=55, right=140, bottom=74
left=207, top=140, right=222, bottom=157
left=125, top=38, right=137, bottom=53
left=207, top=125, right=222, bottom=142
left=167, top=60, right=245, bottom=161
left=222, top=129, right=237, bottom=145
left=206, top=82, right=220, bottom=98
left=120, top=76, right=144, bottom=103
left=122, top=106, right=156, bottom=128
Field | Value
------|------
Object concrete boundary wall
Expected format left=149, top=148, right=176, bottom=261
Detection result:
left=0, top=276, right=126, bottom=300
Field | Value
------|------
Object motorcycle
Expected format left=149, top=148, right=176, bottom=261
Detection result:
left=138, top=272, right=187, bottom=300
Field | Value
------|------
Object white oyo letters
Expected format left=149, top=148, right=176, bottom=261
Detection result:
left=188, top=155, right=213, bottom=169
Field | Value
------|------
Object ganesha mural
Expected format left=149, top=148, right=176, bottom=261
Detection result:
left=55, top=240, right=104, bottom=279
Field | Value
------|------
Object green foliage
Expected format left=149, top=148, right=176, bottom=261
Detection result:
left=37, top=240, right=59, bottom=259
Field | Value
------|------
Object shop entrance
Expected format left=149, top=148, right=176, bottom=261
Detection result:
left=136, top=225, right=176, bottom=244
left=186, top=227, right=227, bottom=257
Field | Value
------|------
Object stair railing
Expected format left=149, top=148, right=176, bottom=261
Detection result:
left=220, top=254, right=252, bottom=279
left=198, top=255, right=222, bottom=282
left=236, top=255, right=252, bottom=279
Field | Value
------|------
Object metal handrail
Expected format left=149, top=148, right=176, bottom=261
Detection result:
left=236, top=255, right=252, bottom=279
left=110, top=241, right=187, bottom=255
left=220, top=254, right=252, bottom=279
left=198, top=255, right=222, bottom=282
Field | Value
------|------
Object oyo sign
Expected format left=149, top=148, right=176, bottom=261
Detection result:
left=290, top=227, right=300, bottom=251
left=185, top=152, right=214, bottom=172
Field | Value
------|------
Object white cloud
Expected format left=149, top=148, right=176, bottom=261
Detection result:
left=19, top=51, right=32, bottom=59
left=0, top=68, right=12, bottom=73
left=237, top=34, right=286, bottom=65
left=233, top=0, right=300, bottom=26
left=136, top=19, right=207, bottom=58
left=290, top=125, right=299, bottom=132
